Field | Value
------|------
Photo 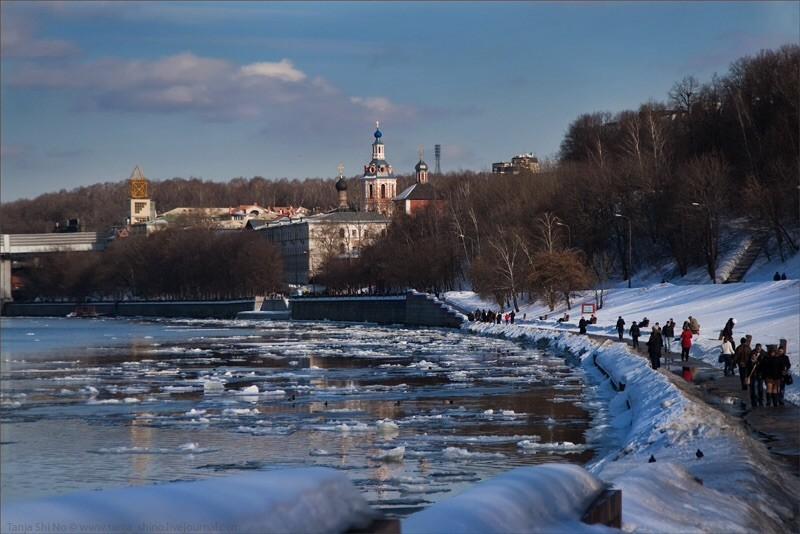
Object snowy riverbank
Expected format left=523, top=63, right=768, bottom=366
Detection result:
left=466, top=322, right=799, bottom=533
left=446, top=280, right=800, bottom=404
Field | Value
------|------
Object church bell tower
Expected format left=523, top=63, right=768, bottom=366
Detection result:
left=361, top=122, right=396, bottom=215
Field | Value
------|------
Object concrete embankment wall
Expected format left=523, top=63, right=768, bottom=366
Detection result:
left=2, top=300, right=256, bottom=319
left=290, top=293, right=464, bottom=328
left=290, top=296, right=407, bottom=324
left=3, top=295, right=463, bottom=327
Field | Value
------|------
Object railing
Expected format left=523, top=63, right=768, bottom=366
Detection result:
left=1, top=233, right=104, bottom=254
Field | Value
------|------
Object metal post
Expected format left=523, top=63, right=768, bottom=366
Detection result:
left=627, top=217, right=632, bottom=288
left=556, top=221, right=571, bottom=248
left=614, top=213, right=632, bottom=288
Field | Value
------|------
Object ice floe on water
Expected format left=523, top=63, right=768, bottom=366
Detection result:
left=376, top=419, right=399, bottom=434
left=371, top=446, right=405, bottom=462
left=516, top=440, right=587, bottom=452
left=442, top=447, right=506, bottom=460
left=92, top=442, right=215, bottom=455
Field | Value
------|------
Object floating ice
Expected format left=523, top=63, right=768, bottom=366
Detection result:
left=371, top=446, right=405, bottom=462
left=516, top=440, right=588, bottom=452
left=202, top=380, right=225, bottom=393
left=223, top=408, right=259, bottom=416
left=335, top=422, right=370, bottom=432
left=442, top=447, right=505, bottom=459
left=94, top=443, right=214, bottom=454
left=376, top=419, right=399, bottom=434
left=234, top=385, right=259, bottom=395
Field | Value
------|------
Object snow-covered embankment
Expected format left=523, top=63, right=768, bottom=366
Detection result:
left=467, top=322, right=799, bottom=533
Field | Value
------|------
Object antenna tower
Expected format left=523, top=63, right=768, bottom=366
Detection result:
left=434, top=144, right=441, bottom=175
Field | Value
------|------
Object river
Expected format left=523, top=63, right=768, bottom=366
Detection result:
left=0, top=317, right=604, bottom=516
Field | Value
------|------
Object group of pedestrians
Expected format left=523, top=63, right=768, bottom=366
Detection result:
left=469, top=309, right=515, bottom=324
left=718, top=317, right=793, bottom=408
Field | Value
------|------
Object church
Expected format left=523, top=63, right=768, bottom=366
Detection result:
left=361, top=122, right=440, bottom=217
left=393, top=148, right=441, bottom=216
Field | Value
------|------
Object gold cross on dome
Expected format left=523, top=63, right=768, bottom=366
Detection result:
left=337, top=163, right=344, bottom=177
left=375, top=120, right=380, bottom=129
left=418, top=145, right=424, bottom=160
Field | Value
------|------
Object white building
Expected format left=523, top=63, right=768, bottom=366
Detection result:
left=261, top=169, right=389, bottom=284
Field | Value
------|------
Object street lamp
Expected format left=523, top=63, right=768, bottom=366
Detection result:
left=614, top=213, right=632, bottom=288
left=555, top=221, right=571, bottom=248
left=690, top=202, right=716, bottom=283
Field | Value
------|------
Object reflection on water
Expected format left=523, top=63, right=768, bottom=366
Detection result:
left=0, top=317, right=603, bottom=516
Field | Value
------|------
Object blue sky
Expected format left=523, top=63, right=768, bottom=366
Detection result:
left=1, top=1, right=798, bottom=201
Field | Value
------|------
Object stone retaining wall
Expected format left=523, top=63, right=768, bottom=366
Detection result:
left=2, top=300, right=256, bottom=319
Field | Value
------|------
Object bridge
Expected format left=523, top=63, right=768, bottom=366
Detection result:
left=1, top=233, right=107, bottom=302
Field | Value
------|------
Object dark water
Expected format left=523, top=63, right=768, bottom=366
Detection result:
left=0, top=317, right=602, bottom=516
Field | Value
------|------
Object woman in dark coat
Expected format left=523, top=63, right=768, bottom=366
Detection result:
left=647, top=328, right=663, bottom=369
left=616, top=317, right=625, bottom=341
left=630, top=322, right=640, bottom=349
left=761, top=347, right=785, bottom=407
left=578, top=317, right=588, bottom=335
left=777, top=347, right=792, bottom=406
left=746, top=344, right=765, bottom=408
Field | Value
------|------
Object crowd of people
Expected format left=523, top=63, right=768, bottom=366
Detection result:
left=468, top=309, right=516, bottom=324
left=717, top=318, right=793, bottom=408
left=614, top=314, right=793, bottom=409
left=464, top=302, right=793, bottom=410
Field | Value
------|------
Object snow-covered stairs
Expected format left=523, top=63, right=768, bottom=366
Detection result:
left=407, top=291, right=466, bottom=327
left=724, top=231, right=770, bottom=283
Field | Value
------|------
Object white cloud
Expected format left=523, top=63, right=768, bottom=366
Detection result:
left=8, top=47, right=416, bottom=149
left=239, top=59, right=306, bottom=82
left=350, top=96, right=401, bottom=115
left=0, top=16, right=79, bottom=58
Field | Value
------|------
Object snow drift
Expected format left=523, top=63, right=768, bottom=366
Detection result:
left=403, top=464, right=608, bottom=534
left=1, top=467, right=376, bottom=534
left=466, top=322, right=799, bottom=533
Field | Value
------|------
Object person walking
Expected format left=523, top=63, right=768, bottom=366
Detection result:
left=721, top=336, right=735, bottom=376
left=680, top=325, right=693, bottom=362
left=721, top=318, right=737, bottom=349
left=762, top=346, right=784, bottom=407
left=746, top=344, right=765, bottom=408
left=688, top=316, right=701, bottom=335
left=777, top=347, right=792, bottom=406
left=647, top=327, right=663, bottom=370
left=734, top=337, right=751, bottom=390
left=510, top=311, right=515, bottom=324
left=630, top=321, right=640, bottom=349
left=662, top=319, right=675, bottom=355
left=578, top=316, right=588, bottom=335
left=616, top=317, right=625, bottom=341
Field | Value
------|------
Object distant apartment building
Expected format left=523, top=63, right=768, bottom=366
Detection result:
left=491, top=153, right=541, bottom=175
left=159, top=205, right=288, bottom=230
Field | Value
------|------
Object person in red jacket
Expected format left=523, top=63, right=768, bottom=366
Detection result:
left=680, top=325, right=693, bottom=362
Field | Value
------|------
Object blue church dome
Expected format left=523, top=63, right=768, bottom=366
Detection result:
left=374, top=128, right=382, bottom=139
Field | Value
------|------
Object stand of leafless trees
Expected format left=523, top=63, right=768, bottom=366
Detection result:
left=19, top=230, right=284, bottom=301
